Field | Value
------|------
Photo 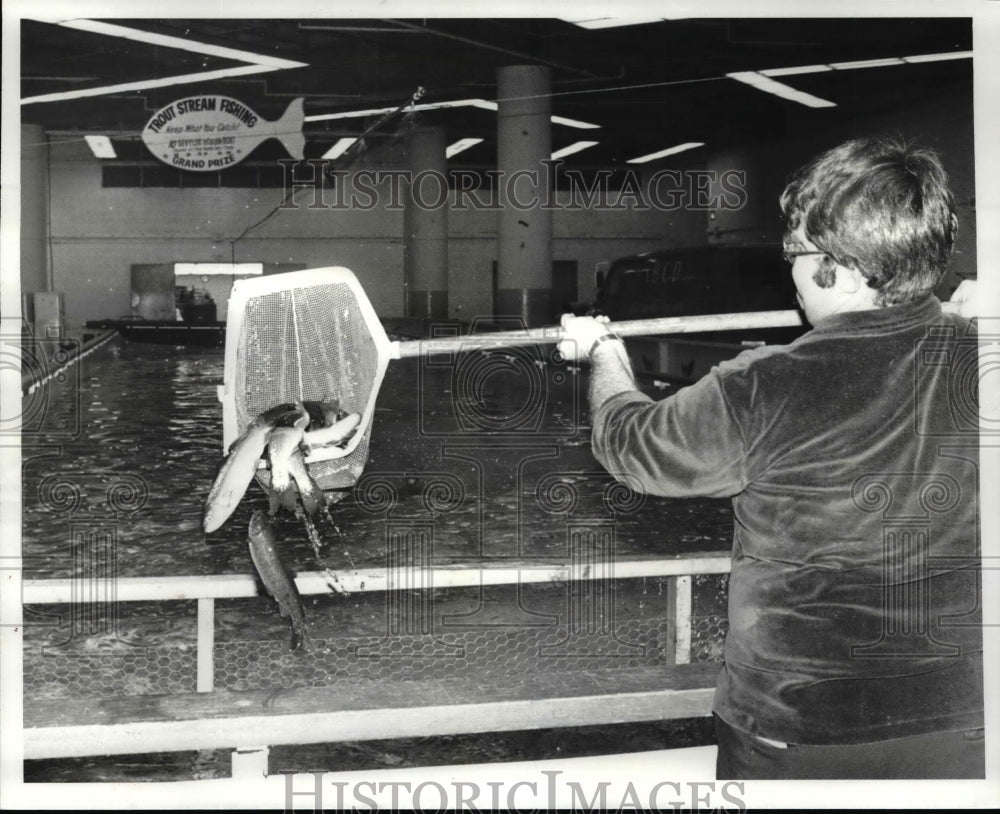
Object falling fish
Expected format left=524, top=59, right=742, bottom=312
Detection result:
left=142, top=95, right=305, bottom=172
left=247, top=510, right=311, bottom=651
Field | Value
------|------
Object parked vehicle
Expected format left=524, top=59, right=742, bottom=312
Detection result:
left=592, top=243, right=806, bottom=381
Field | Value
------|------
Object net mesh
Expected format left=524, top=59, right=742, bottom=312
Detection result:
left=233, top=278, right=380, bottom=491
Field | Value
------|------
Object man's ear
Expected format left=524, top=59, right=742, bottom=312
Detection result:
left=833, top=264, right=865, bottom=295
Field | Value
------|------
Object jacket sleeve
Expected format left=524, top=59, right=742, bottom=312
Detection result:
left=591, top=372, right=748, bottom=498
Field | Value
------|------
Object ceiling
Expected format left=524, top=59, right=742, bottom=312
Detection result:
left=19, top=16, right=974, bottom=169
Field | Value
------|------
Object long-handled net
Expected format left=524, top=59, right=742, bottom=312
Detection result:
left=221, top=266, right=958, bottom=491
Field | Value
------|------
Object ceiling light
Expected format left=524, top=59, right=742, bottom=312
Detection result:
left=24, top=65, right=282, bottom=105
left=752, top=51, right=972, bottom=84
left=829, top=57, right=906, bottom=70
left=84, top=135, right=115, bottom=158
left=21, top=19, right=306, bottom=105
left=627, top=142, right=704, bottom=164
left=551, top=115, right=601, bottom=130
left=759, top=65, right=834, bottom=77
left=446, top=138, right=483, bottom=158
left=308, top=98, right=600, bottom=130
left=321, top=138, right=358, bottom=159
left=54, top=19, right=307, bottom=69
left=305, top=99, right=497, bottom=122
left=756, top=51, right=972, bottom=80
left=551, top=141, right=599, bottom=160
left=561, top=18, right=669, bottom=29
left=902, top=51, right=973, bottom=63
left=727, top=72, right=836, bottom=108
left=307, top=98, right=495, bottom=122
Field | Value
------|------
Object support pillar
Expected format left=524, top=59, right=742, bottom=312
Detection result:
left=496, top=65, right=553, bottom=327
left=20, top=124, right=51, bottom=308
left=403, top=125, right=449, bottom=320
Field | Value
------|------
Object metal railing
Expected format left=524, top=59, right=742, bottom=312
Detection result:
left=22, top=554, right=731, bottom=767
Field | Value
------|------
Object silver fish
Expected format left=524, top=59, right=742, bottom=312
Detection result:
left=286, top=449, right=325, bottom=516
left=204, top=399, right=344, bottom=533
left=302, top=412, right=362, bottom=455
left=247, top=510, right=311, bottom=651
left=203, top=403, right=305, bottom=533
left=266, top=404, right=309, bottom=515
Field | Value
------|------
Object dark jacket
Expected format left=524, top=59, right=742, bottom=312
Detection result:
left=592, top=295, right=982, bottom=744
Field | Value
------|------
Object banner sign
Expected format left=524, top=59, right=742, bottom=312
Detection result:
left=141, top=96, right=305, bottom=171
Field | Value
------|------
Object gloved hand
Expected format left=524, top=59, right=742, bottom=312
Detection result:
left=556, top=313, right=617, bottom=363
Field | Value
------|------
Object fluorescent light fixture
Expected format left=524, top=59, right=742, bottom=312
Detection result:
left=22, top=19, right=307, bottom=105
left=24, top=66, right=282, bottom=105
left=321, top=137, right=358, bottom=159
left=55, top=19, right=306, bottom=69
left=727, top=72, right=837, bottom=108
left=562, top=18, right=668, bottom=29
left=84, top=135, right=115, bottom=158
left=551, top=115, right=601, bottom=130
left=829, top=57, right=905, bottom=70
left=626, top=142, right=704, bottom=164
left=551, top=140, right=599, bottom=160
left=307, top=98, right=497, bottom=122
left=308, top=98, right=599, bottom=130
left=758, top=51, right=972, bottom=79
left=902, top=51, right=973, bottom=63
left=760, top=65, right=834, bottom=77
left=445, top=138, right=483, bottom=158
left=175, top=263, right=263, bottom=277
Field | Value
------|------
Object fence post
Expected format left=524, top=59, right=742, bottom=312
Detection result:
left=197, top=597, right=215, bottom=692
left=673, top=575, right=692, bottom=664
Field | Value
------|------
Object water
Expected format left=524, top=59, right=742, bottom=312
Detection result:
left=22, top=340, right=229, bottom=578
left=22, top=336, right=733, bottom=581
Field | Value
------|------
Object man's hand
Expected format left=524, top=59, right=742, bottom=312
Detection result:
left=556, top=314, right=614, bottom=363
left=949, top=279, right=980, bottom=318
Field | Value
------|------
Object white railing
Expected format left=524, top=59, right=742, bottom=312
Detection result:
left=22, top=554, right=731, bottom=769
left=23, top=554, right=730, bottom=692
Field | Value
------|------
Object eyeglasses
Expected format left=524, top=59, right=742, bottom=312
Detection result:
left=782, top=249, right=828, bottom=265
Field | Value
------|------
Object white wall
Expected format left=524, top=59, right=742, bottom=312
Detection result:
left=44, top=141, right=705, bottom=326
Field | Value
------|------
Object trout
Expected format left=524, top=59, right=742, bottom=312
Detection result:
left=203, top=398, right=342, bottom=533
left=247, top=510, right=311, bottom=651
left=286, top=449, right=325, bottom=516
left=302, top=412, right=362, bottom=455
left=266, top=404, right=310, bottom=514
left=203, top=402, right=305, bottom=533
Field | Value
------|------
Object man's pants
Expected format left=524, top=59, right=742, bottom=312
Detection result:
left=714, top=715, right=985, bottom=779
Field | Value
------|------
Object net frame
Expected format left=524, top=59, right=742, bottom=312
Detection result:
left=220, top=267, right=392, bottom=491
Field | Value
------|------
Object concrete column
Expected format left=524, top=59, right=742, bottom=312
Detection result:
left=403, top=125, right=449, bottom=320
left=20, top=124, right=50, bottom=298
left=496, top=65, right=553, bottom=327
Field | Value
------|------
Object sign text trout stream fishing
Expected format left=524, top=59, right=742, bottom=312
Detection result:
left=142, top=96, right=305, bottom=171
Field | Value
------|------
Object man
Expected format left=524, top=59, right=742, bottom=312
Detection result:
left=558, top=136, right=983, bottom=779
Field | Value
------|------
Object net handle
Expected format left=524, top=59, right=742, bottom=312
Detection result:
left=390, top=301, right=960, bottom=359
left=390, top=309, right=801, bottom=358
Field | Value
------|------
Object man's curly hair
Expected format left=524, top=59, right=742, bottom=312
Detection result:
left=780, top=136, right=958, bottom=306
